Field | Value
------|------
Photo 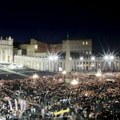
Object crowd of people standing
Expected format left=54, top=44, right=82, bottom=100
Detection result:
left=0, top=72, right=120, bottom=120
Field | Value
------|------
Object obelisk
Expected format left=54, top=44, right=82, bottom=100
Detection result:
left=65, top=35, right=72, bottom=73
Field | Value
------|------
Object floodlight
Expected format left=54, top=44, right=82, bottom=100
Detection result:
left=91, top=56, right=95, bottom=60
left=104, top=55, right=109, bottom=60
left=110, top=55, right=114, bottom=60
left=48, top=56, right=53, bottom=61
left=69, top=57, right=72, bottom=60
left=59, top=67, right=62, bottom=72
left=48, top=53, right=59, bottom=61
left=54, top=55, right=58, bottom=60
left=80, top=57, right=83, bottom=61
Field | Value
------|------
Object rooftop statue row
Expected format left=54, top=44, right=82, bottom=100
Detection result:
left=0, top=36, right=13, bottom=40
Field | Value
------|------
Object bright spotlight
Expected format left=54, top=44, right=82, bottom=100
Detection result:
left=54, top=55, right=58, bottom=60
left=80, top=57, right=83, bottom=61
left=71, top=79, right=78, bottom=85
left=62, top=70, right=66, bottom=75
left=104, top=54, right=115, bottom=61
left=59, top=67, right=62, bottom=72
left=48, top=53, right=59, bottom=61
left=69, top=57, right=72, bottom=60
left=104, top=55, right=109, bottom=60
left=48, top=56, right=54, bottom=61
left=110, top=55, right=114, bottom=60
left=85, top=93, right=88, bottom=96
left=91, top=56, right=95, bottom=60
left=32, top=74, right=39, bottom=79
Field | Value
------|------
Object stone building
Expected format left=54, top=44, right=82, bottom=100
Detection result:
left=62, top=39, right=92, bottom=56
left=18, top=38, right=92, bottom=57
left=0, top=36, right=13, bottom=63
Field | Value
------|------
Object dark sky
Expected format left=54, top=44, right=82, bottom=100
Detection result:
left=0, top=1, right=120, bottom=53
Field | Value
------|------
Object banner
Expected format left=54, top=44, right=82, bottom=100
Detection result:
left=54, top=108, right=70, bottom=116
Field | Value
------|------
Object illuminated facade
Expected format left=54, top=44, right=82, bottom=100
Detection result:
left=0, top=36, right=13, bottom=63
left=62, top=39, right=92, bottom=56
left=18, top=38, right=92, bottom=57
left=19, top=39, right=48, bottom=56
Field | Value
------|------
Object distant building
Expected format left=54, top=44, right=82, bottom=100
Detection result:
left=0, top=36, right=13, bottom=63
left=19, top=39, right=48, bottom=56
left=18, top=38, right=92, bottom=57
left=48, top=43, right=62, bottom=53
left=62, top=39, right=92, bottom=56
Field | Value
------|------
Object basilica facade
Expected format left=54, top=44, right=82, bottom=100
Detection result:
left=0, top=37, right=13, bottom=63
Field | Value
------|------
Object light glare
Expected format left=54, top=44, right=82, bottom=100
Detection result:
left=91, top=56, right=95, bottom=60
left=48, top=54, right=59, bottom=61
left=59, top=67, right=62, bottom=72
left=62, top=70, right=66, bottom=75
left=32, top=74, right=39, bottom=79
left=110, top=55, right=114, bottom=60
left=80, top=57, right=83, bottom=61
left=71, top=79, right=78, bottom=85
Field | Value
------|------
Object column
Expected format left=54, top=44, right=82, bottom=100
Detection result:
left=85, top=62, right=87, bottom=70
left=65, top=40, right=72, bottom=73
left=5, top=49, right=8, bottom=63
left=76, top=61, right=78, bottom=71
left=0, top=50, right=1, bottom=63
left=72, top=60, right=75, bottom=71
left=62, top=61, right=64, bottom=71
left=1, top=50, right=2, bottom=62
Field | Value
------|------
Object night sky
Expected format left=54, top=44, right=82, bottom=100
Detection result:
left=0, top=1, right=120, bottom=54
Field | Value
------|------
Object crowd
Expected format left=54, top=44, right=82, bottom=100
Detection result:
left=0, top=72, right=120, bottom=120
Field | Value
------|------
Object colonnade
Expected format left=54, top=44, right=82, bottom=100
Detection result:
left=14, top=55, right=120, bottom=72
